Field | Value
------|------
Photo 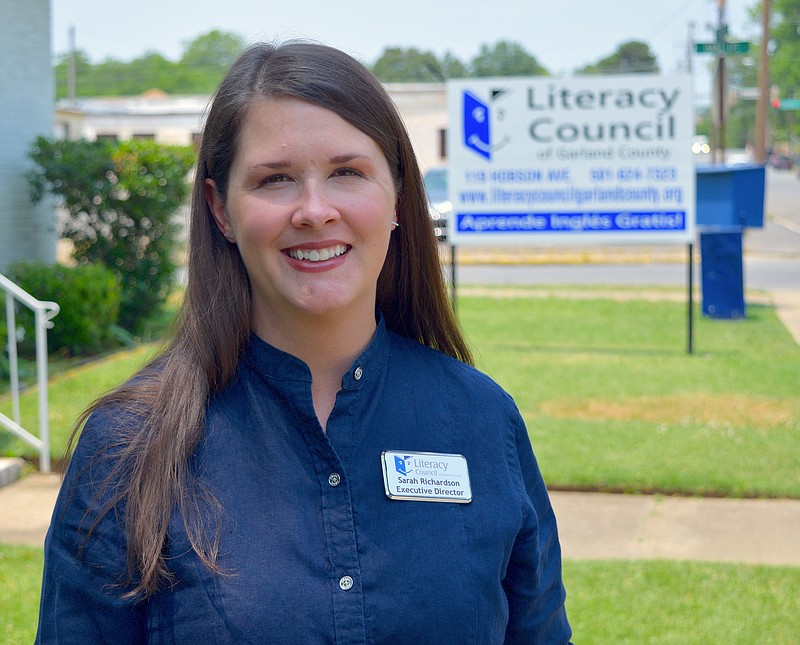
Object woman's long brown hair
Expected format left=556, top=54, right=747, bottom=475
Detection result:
left=68, top=41, right=472, bottom=599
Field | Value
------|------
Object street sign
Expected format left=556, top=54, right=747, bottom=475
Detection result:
left=695, top=42, right=717, bottom=53
left=722, top=41, right=750, bottom=55
left=694, top=41, right=750, bottom=55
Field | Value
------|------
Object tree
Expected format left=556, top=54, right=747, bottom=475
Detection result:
left=176, top=30, right=248, bottom=93
left=53, top=49, right=93, bottom=99
left=127, top=52, right=177, bottom=93
left=766, top=0, right=800, bottom=144
left=470, top=41, right=549, bottom=77
left=372, top=47, right=445, bottom=82
left=52, top=30, right=248, bottom=98
left=767, top=0, right=800, bottom=94
left=576, top=41, right=659, bottom=75
left=441, top=52, right=468, bottom=79
left=179, top=30, right=247, bottom=69
left=28, top=138, right=196, bottom=331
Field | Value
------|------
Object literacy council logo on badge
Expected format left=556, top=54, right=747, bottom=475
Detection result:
left=394, top=455, right=413, bottom=477
left=382, top=451, right=472, bottom=504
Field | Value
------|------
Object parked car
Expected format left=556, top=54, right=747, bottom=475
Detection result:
left=423, top=166, right=450, bottom=240
left=768, top=152, right=793, bottom=170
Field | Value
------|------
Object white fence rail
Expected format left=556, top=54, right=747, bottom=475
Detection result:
left=0, top=273, right=60, bottom=472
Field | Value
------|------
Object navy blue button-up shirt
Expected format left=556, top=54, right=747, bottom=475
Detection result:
left=37, top=320, right=572, bottom=643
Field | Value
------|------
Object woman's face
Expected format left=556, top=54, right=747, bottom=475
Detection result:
left=206, top=97, right=397, bottom=334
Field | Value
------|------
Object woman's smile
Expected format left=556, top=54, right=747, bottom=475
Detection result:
left=285, top=243, right=350, bottom=263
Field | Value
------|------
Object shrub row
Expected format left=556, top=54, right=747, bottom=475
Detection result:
left=3, top=262, right=121, bottom=357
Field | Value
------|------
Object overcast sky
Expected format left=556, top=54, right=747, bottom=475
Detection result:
left=52, top=0, right=758, bottom=99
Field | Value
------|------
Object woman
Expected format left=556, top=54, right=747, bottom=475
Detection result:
left=36, top=42, right=572, bottom=643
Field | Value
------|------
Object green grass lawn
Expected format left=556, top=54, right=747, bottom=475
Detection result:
left=563, top=559, right=800, bottom=644
left=2, top=288, right=799, bottom=497
left=458, top=290, right=800, bottom=498
left=4, top=543, right=798, bottom=644
left=0, top=544, right=43, bottom=644
left=0, top=343, right=159, bottom=463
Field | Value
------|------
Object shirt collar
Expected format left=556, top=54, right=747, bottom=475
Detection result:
left=242, top=313, right=391, bottom=389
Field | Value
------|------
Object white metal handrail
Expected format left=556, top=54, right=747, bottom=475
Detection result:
left=0, top=272, right=60, bottom=472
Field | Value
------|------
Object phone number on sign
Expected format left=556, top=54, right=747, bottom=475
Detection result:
left=590, top=167, right=678, bottom=182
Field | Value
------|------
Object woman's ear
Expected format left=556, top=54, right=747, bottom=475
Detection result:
left=205, top=179, right=236, bottom=242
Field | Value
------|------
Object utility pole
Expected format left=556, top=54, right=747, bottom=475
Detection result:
left=755, top=0, right=771, bottom=163
left=712, top=0, right=727, bottom=164
left=694, top=0, right=750, bottom=162
left=68, top=26, right=77, bottom=105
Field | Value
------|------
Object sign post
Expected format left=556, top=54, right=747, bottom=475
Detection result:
left=446, top=74, right=696, bottom=352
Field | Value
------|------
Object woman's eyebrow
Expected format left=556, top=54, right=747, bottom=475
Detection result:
left=330, top=153, right=371, bottom=164
left=247, top=160, right=292, bottom=171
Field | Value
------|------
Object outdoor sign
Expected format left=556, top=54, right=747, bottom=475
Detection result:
left=695, top=41, right=750, bottom=55
left=446, top=74, right=696, bottom=246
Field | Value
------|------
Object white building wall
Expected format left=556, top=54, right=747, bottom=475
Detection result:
left=0, top=0, right=55, bottom=270
left=55, top=86, right=448, bottom=174
left=387, top=83, right=448, bottom=175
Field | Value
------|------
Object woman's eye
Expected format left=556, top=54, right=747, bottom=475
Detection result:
left=259, top=174, right=291, bottom=186
left=332, top=167, right=363, bottom=178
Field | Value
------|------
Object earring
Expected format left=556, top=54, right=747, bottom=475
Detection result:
left=391, top=220, right=400, bottom=229
left=223, top=232, right=236, bottom=242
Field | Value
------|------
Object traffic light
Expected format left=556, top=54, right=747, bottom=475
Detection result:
left=770, top=84, right=781, bottom=108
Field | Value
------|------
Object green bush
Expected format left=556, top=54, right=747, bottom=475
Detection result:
left=27, top=137, right=195, bottom=332
left=4, top=262, right=121, bottom=356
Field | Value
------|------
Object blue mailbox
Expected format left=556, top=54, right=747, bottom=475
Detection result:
left=695, top=164, right=766, bottom=320
left=696, top=164, right=765, bottom=228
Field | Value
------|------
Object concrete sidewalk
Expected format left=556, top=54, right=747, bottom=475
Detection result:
left=552, top=491, right=800, bottom=566
left=769, top=287, right=800, bottom=345
left=1, top=468, right=799, bottom=567
left=0, top=469, right=60, bottom=547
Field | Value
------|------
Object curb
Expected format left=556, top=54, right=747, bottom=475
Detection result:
left=0, top=457, right=24, bottom=489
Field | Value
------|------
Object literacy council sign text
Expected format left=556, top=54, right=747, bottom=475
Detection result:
left=447, top=75, right=695, bottom=246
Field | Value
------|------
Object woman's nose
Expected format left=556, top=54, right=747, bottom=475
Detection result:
left=291, top=182, right=340, bottom=229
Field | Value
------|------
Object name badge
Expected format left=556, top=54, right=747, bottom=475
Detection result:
left=381, top=451, right=472, bottom=503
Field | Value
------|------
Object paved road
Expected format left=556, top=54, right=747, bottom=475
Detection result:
left=451, top=166, right=800, bottom=292
left=455, top=255, right=798, bottom=292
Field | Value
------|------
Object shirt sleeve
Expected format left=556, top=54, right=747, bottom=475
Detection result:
left=503, top=409, right=573, bottom=644
left=35, top=409, right=148, bottom=643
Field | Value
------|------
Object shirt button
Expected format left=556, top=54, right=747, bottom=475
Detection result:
left=354, top=366, right=363, bottom=381
left=339, top=576, right=354, bottom=591
left=328, top=472, right=341, bottom=487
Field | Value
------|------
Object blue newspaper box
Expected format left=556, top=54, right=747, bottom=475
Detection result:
left=695, top=165, right=765, bottom=319
left=696, top=164, right=765, bottom=228
left=699, top=230, right=745, bottom=318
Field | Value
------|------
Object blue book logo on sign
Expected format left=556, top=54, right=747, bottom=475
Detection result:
left=394, top=455, right=412, bottom=476
left=463, top=91, right=492, bottom=160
